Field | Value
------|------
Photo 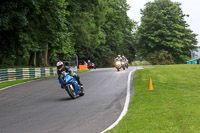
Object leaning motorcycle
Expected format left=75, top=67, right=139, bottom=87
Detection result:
left=59, top=72, right=84, bottom=99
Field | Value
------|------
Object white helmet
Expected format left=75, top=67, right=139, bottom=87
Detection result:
left=56, top=61, right=64, bottom=71
left=56, top=61, right=63, bottom=67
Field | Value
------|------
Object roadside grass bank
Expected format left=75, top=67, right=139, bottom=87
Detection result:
left=130, top=61, right=151, bottom=66
left=106, top=64, right=200, bottom=133
left=77, top=69, right=91, bottom=73
left=0, top=69, right=90, bottom=90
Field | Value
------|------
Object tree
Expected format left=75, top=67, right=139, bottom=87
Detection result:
left=23, top=0, right=74, bottom=66
left=136, top=0, right=198, bottom=64
left=0, top=0, right=74, bottom=67
left=0, top=0, right=31, bottom=67
left=65, top=0, right=107, bottom=65
left=0, top=0, right=136, bottom=68
left=99, top=0, right=136, bottom=66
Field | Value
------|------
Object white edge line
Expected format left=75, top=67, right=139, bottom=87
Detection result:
left=101, top=67, right=137, bottom=133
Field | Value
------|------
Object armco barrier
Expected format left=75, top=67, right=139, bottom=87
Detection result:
left=0, top=67, right=57, bottom=83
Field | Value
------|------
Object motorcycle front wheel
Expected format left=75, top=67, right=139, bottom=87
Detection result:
left=65, top=84, right=76, bottom=99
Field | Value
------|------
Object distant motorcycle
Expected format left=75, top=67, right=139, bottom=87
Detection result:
left=88, top=63, right=96, bottom=69
left=59, top=72, right=84, bottom=99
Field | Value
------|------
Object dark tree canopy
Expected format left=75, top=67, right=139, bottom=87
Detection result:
left=0, top=0, right=136, bottom=68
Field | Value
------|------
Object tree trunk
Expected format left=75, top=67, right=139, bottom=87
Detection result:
left=37, top=51, right=42, bottom=67
left=33, top=51, right=36, bottom=66
left=29, top=52, right=37, bottom=66
left=44, top=43, right=48, bottom=66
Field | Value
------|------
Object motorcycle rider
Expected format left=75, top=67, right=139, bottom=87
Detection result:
left=115, top=55, right=122, bottom=62
left=56, top=61, right=83, bottom=88
left=122, top=55, right=126, bottom=61
left=122, top=55, right=128, bottom=63
left=122, top=55, right=129, bottom=67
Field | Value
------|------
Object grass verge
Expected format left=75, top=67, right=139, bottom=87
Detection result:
left=0, top=69, right=91, bottom=90
left=106, top=64, right=200, bottom=133
left=77, top=69, right=91, bottom=73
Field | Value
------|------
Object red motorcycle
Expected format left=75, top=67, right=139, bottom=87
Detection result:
left=89, top=63, right=96, bottom=69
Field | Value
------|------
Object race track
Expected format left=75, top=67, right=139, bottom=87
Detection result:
left=0, top=67, right=136, bottom=133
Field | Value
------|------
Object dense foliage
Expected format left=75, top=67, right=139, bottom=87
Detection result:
left=0, top=0, right=136, bottom=68
left=136, top=0, right=197, bottom=64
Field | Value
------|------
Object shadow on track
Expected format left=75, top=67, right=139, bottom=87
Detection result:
left=57, top=97, right=72, bottom=101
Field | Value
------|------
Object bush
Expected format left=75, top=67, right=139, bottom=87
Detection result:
left=145, top=50, right=175, bottom=65
left=130, top=61, right=151, bottom=66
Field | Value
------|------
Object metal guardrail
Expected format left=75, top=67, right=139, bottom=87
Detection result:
left=0, top=67, right=57, bottom=83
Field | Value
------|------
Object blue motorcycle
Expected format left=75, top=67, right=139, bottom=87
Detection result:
left=59, top=72, right=84, bottom=99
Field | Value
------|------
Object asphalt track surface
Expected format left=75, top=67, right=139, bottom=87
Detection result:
left=0, top=67, right=136, bottom=133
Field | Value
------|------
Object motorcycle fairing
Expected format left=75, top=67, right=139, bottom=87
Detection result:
left=59, top=73, right=72, bottom=86
left=59, top=74, right=81, bottom=95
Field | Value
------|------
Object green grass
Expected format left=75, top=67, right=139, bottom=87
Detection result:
left=106, top=64, right=200, bottom=133
left=77, top=69, right=91, bottom=73
left=0, top=69, right=91, bottom=89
